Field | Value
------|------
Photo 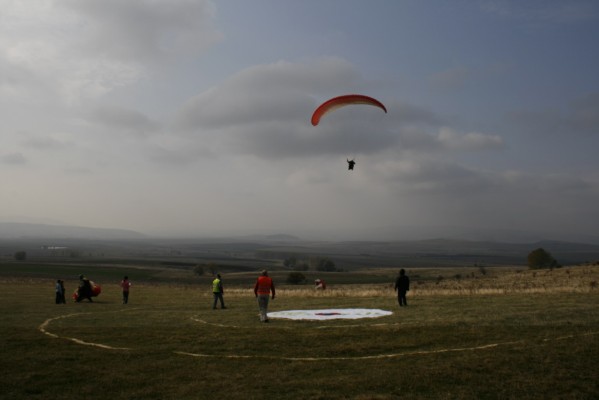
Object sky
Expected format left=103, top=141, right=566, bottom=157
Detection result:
left=1, top=0, right=599, bottom=242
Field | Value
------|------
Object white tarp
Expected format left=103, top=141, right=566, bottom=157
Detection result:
left=267, top=308, right=393, bottom=320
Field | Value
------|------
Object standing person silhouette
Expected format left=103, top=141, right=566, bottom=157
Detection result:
left=121, top=276, right=131, bottom=304
left=212, top=274, right=226, bottom=309
left=76, top=275, right=93, bottom=302
left=394, top=269, right=410, bottom=307
left=55, top=279, right=65, bottom=304
left=254, top=270, right=275, bottom=322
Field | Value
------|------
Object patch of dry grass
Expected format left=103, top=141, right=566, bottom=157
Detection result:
left=220, top=265, right=599, bottom=298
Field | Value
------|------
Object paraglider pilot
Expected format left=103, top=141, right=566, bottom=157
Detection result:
left=347, top=159, right=356, bottom=170
left=76, top=274, right=93, bottom=302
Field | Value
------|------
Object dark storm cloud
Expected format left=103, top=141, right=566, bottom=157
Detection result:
left=175, top=58, right=361, bottom=130
left=173, top=59, right=503, bottom=160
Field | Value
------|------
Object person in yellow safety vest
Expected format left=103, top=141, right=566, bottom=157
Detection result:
left=212, top=274, right=226, bottom=309
left=254, top=270, right=275, bottom=323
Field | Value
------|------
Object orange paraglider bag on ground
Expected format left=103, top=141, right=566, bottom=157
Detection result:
left=91, top=282, right=102, bottom=296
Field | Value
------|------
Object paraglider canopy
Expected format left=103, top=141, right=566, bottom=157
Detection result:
left=311, top=94, right=387, bottom=126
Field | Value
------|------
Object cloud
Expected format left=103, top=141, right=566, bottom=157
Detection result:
left=437, top=128, right=504, bottom=150
left=570, top=92, right=599, bottom=133
left=1, top=1, right=136, bottom=101
left=369, top=156, right=493, bottom=194
left=1, top=152, right=27, bottom=165
left=64, top=167, right=94, bottom=175
left=0, top=53, right=37, bottom=99
left=175, top=58, right=360, bottom=130
left=21, top=135, right=71, bottom=150
left=429, top=67, right=471, bottom=91
left=60, top=0, right=222, bottom=62
left=173, top=58, right=398, bottom=158
left=85, top=105, right=161, bottom=136
left=146, top=144, right=211, bottom=166
left=480, top=1, right=599, bottom=24
left=509, top=91, right=599, bottom=136
left=500, top=170, right=595, bottom=196
left=397, top=127, right=504, bottom=153
left=0, top=0, right=222, bottom=103
left=359, top=153, right=599, bottom=236
left=170, top=58, right=508, bottom=161
left=388, top=101, right=442, bottom=126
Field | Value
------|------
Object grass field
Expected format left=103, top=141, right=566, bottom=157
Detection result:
left=1, top=265, right=598, bottom=399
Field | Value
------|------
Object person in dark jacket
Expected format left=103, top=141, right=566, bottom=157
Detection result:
left=394, top=269, right=410, bottom=307
left=55, top=279, right=65, bottom=304
left=76, top=275, right=93, bottom=302
left=59, top=280, right=66, bottom=303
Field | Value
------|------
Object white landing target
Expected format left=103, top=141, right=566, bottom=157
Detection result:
left=267, top=308, right=392, bottom=320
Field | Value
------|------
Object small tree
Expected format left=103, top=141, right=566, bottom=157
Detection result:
left=314, top=257, right=336, bottom=272
left=292, top=263, right=309, bottom=271
left=205, top=262, right=218, bottom=275
left=287, top=272, right=306, bottom=285
left=193, top=265, right=204, bottom=276
left=14, top=251, right=26, bottom=261
left=527, top=247, right=559, bottom=269
left=283, top=256, right=297, bottom=269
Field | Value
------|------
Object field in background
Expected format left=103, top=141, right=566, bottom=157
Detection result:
left=1, top=262, right=598, bottom=399
left=4, top=236, right=599, bottom=273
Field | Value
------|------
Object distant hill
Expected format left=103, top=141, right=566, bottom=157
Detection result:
left=0, top=222, right=146, bottom=240
left=352, top=225, right=599, bottom=245
left=246, top=233, right=301, bottom=242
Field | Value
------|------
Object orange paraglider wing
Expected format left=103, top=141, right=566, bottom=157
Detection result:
left=311, top=94, right=387, bottom=126
left=90, top=282, right=102, bottom=297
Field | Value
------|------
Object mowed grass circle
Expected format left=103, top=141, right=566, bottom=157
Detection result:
left=42, top=304, right=408, bottom=358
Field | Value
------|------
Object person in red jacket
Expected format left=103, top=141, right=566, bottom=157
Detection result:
left=254, top=270, right=275, bottom=323
left=120, top=276, right=131, bottom=304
